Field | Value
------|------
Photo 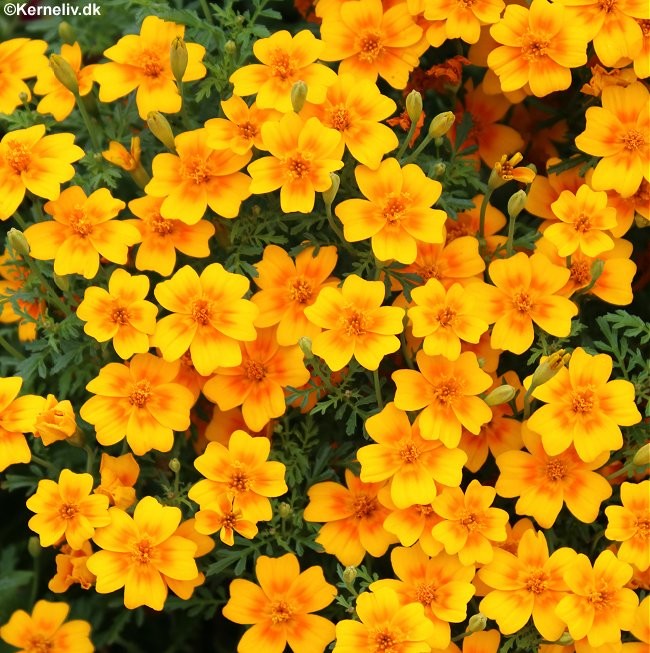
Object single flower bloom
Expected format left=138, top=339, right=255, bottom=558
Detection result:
left=490, top=152, right=537, bottom=187
left=488, top=0, right=588, bottom=97
left=153, top=263, right=259, bottom=376
left=527, top=347, right=642, bottom=462
left=188, top=430, right=287, bottom=523
left=431, top=479, right=509, bottom=565
left=223, top=553, right=337, bottom=653
left=194, top=493, right=258, bottom=545
left=94, top=15, right=206, bottom=119
left=79, top=353, right=195, bottom=455
left=33, top=394, right=77, bottom=446
left=555, top=550, right=639, bottom=647
left=605, top=480, right=650, bottom=571
left=48, top=542, right=96, bottom=593
left=424, top=0, right=505, bottom=44
left=76, top=268, right=158, bottom=359
left=0, top=124, right=84, bottom=221
left=305, top=274, right=405, bottom=372
left=495, top=422, right=613, bottom=529
left=87, top=496, right=199, bottom=610
left=202, top=327, right=310, bottom=432
left=335, top=158, right=446, bottom=264
left=575, top=82, right=649, bottom=198
left=0, top=38, right=48, bottom=115
left=102, top=136, right=141, bottom=172
left=393, top=350, right=492, bottom=447
left=248, top=113, right=343, bottom=214
left=479, top=529, right=577, bottom=641
left=26, top=469, right=111, bottom=550
left=229, top=29, right=337, bottom=112
left=0, top=600, right=93, bottom=653
left=24, top=185, right=139, bottom=279
left=380, top=499, right=444, bottom=557
left=145, top=128, right=252, bottom=224
left=303, top=469, right=396, bottom=566
left=34, top=42, right=97, bottom=121
left=358, top=403, right=467, bottom=509
left=94, top=453, right=140, bottom=510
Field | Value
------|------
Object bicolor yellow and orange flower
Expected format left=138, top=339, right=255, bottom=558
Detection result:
left=94, top=453, right=140, bottom=510
left=194, top=493, right=258, bottom=545
left=32, top=394, right=78, bottom=446
left=0, top=38, right=48, bottom=115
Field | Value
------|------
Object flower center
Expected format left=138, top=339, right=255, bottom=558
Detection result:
left=358, top=32, right=383, bottom=62
left=545, top=459, right=567, bottom=481
left=191, top=299, right=213, bottom=326
left=521, top=33, right=550, bottom=60
left=149, top=213, right=175, bottom=235
left=399, top=442, right=420, bottom=464
left=329, top=106, right=351, bottom=132
left=6, top=141, right=31, bottom=174
left=383, top=196, right=408, bottom=224
left=415, top=504, right=435, bottom=517
left=420, top=263, right=441, bottom=280
left=638, top=19, right=650, bottom=36
left=459, top=509, right=483, bottom=532
left=288, top=276, right=313, bottom=303
left=598, top=0, right=617, bottom=13
left=430, top=377, right=460, bottom=406
left=111, top=305, right=130, bottom=325
left=622, top=129, right=645, bottom=152
left=229, top=468, right=251, bottom=493
left=574, top=213, right=592, bottom=233
left=238, top=121, right=258, bottom=141
left=352, top=494, right=379, bottom=519
left=341, top=308, right=370, bottom=336
left=525, top=570, right=549, bottom=595
left=512, top=290, right=533, bottom=314
left=243, top=360, right=267, bottom=381
left=571, top=388, right=595, bottom=414
left=129, top=379, right=152, bottom=408
left=220, top=510, right=238, bottom=530
left=437, top=306, right=456, bottom=327
left=635, top=517, right=650, bottom=539
left=285, top=153, right=311, bottom=180
left=69, top=208, right=94, bottom=237
left=27, top=636, right=53, bottom=653
left=139, top=50, right=164, bottom=78
left=270, top=50, right=296, bottom=81
left=570, top=259, right=591, bottom=286
left=58, top=502, right=79, bottom=520
left=132, top=539, right=154, bottom=565
left=445, top=221, right=472, bottom=241
left=415, top=582, right=438, bottom=606
left=181, top=156, right=212, bottom=184
left=588, top=584, right=612, bottom=610
left=270, top=599, right=294, bottom=624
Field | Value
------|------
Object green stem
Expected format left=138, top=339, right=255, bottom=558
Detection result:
left=84, top=444, right=95, bottom=474
left=451, top=631, right=472, bottom=643
left=373, top=370, right=384, bottom=411
left=326, top=204, right=356, bottom=255
left=403, top=132, right=433, bottom=163
left=75, top=94, right=102, bottom=151
left=13, top=211, right=27, bottom=229
left=199, top=0, right=214, bottom=24
left=396, top=119, right=418, bottom=160
left=506, top=210, right=517, bottom=256
left=25, top=260, right=73, bottom=318
left=31, top=454, right=57, bottom=471
left=0, top=334, right=25, bottom=360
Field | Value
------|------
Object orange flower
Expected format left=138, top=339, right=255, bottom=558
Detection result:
left=48, top=542, right=96, bottom=593
left=24, top=186, right=139, bottom=279
left=248, top=113, right=343, bottom=213
left=605, top=480, right=650, bottom=571
left=381, top=496, right=444, bottom=557
left=26, top=469, right=110, bottom=550
left=223, top=553, right=336, bottom=653
left=527, top=347, right=642, bottom=462
left=424, top=0, right=504, bottom=44
left=319, top=0, right=425, bottom=89
left=33, top=395, right=77, bottom=446
left=251, top=244, right=339, bottom=346
left=102, top=136, right=141, bottom=172
left=76, top=268, right=158, bottom=360
left=94, top=15, right=206, bottom=119
left=126, top=195, right=215, bottom=277
left=393, top=350, right=492, bottom=447
left=87, top=496, right=199, bottom=610
left=80, top=353, right=195, bottom=455
left=0, top=38, right=48, bottom=115
left=94, top=453, right=140, bottom=510
left=575, top=82, right=649, bottom=198
left=495, top=422, right=613, bottom=528
left=153, top=263, right=259, bottom=375
left=0, top=600, right=93, bottom=653
left=304, top=274, right=405, bottom=372
left=145, top=128, right=252, bottom=224
left=303, top=469, right=396, bottom=566
left=229, top=29, right=337, bottom=112
left=488, top=0, right=588, bottom=96
left=335, top=158, right=446, bottom=264
left=194, top=494, right=258, bottom=545
left=490, top=152, right=537, bottom=187
left=0, top=125, right=84, bottom=221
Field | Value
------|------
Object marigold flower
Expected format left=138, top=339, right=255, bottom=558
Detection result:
left=33, top=395, right=77, bottom=446
left=94, top=453, right=140, bottom=510
left=431, top=479, right=509, bottom=565
left=424, top=0, right=504, bottom=44
left=145, top=128, right=252, bottom=224
left=632, top=595, right=649, bottom=644
left=102, top=137, right=141, bottom=172
left=555, top=550, right=639, bottom=647
left=0, top=125, right=84, bottom=222
left=335, top=158, right=446, bottom=264
left=381, top=498, right=443, bottom=557
left=0, top=38, right=48, bottom=115
left=304, top=274, right=405, bottom=372
left=48, top=542, right=96, bottom=593
left=333, top=587, right=434, bottom=653
left=94, top=15, right=206, bottom=119
left=605, top=480, right=650, bottom=571
left=223, top=553, right=336, bottom=653
left=304, top=469, right=396, bottom=566
left=153, top=263, right=259, bottom=375
left=194, top=493, right=258, bottom=545
left=575, top=82, right=650, bottom=198
left=87, top=496, right=199, bottom=610
left=80, top=353, right=195, bottom=455
left=0, top=600, right=93, bottom=653
left=358, top=403, right=466, bottom=509
left=26, top=469, right=111, bottom=550
left=393, top=350, right=492, bottom=447
left=489, top=152, right=536, bottom=188
left=188, top=430, right=287, bottom=522
left=76, top=268, right=158, bottom=359
left=488, top=0, right=588, bottom=96
left=495, top=423, right=613, bottom=529
left=527, top=347, right=642, bottom=462
left=248, top=113, right=343, bottom=213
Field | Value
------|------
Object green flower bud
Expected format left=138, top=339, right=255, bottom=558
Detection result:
left=467, top=612, right=487, bottom=633
left=58, top=22, right=76, bottom=45
left=225, top=40, right=237, bottom=56
left=170, top=37, right=188, bottom=84
left=530, top=349, right=570, bottom=390
left=342, top=566, right=357, bottom=585
left=291, top=80, right=308, bottom=113
left=298, top=336, right=313, bottom=358
left=168, top=458, right=181, bottom=473
left=406, top=90, right=423, bottom=124
left=278, top=502, right=293, bottom=519
left=633, top=442, right=650, bottom=467
left=555, top=632, right=574, bottom=646
left=147, top=111, right=176, bottom=152
left=484, top=384, right=517, bottom=406
left=28, top=536, right=42, bottom=558
left=323, top=173, right=340, bottom=208
left=507, top=189, right=528, bottom=220
left=7, top=228, right=30, bottom=257
left=428, top=111, right=454, bottom=139
left=50, top=54, right=79, bottom=95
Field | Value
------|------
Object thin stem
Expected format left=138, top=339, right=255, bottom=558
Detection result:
left=0, top=334, right=25, bottom=360
left=199, top=0, right=215, bottom=24
left=84, top=444, right=95, bottom=474
left=403, top=132, right=433, bottom=163
left=396, top=120, right=418, bottom=160
left=506, top=210, right=517, bottom=256
left=75, top=95, right=102, bottom=152
left=373, top=370, right=384, bottom=411
left=326, top=204, right=356, bottom=255
left=31, top=454, right=57, bottom=471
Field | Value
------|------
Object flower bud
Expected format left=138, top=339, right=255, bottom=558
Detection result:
left=467, top=612, right=487, bottom=633
left=589, top=258, right=605, bottom=283
left=169, top=458, right=181, bottom=473
left=634, top=214, right=650, bottom=228
left=28, top=536, right=42, bottom=559
left=34, top=396, right=77, bottom=446
left=298, top=336, right=313, bottom=358
left=291, top=80, right=308, bottom=113
left=530, top=349, right=570, bottom=390
left=323, top=173, right=340, bottom=208
left=555, top=632, right=574, bottom=646
left=342, top=566, right=357, bottom=585
left=484, top=384, right=517, bottom=406
left=170, top=37, right=188, bottom=84
left=147, top=111, right=176, bottom=152
left=428, top=111, right=455, bottom=139
left=7, top=228, right=30, bottom=257
left=406, top=90, right=423, bottom=124
left=507, top=189, right=528, bottom=220
left=633, top=442, right=650, bottom=467
left=19, top=92, right=29, bottom=104
left=225, top=40, right=237, bottom=56
left=58, top=22, right=76, bottom=45
left=432, top=162, right=446, bottom=179
left=50, top=54, right=79, bottom=95
left=278, top=502, right=293, bottom=519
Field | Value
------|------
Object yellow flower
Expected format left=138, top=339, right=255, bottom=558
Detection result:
left=33, top=395, right=77, bottom=446
left=424, top=0, right=505, bottom=44
left=194, top=493, right=258, bottom=546
left=48, top=542, right=96, bottom=593
left=0, top=38, right=48, bottom=115
left=94, top=453, right=140, bottom=510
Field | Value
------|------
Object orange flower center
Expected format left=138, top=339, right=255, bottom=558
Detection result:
left=373, top=629, right=399, bottom=652
left=570, top=260, right=591, bottom=286
left=329, top=106, right=351, bottom=132
left=132, top=539, right=154, bottom=565
left=340, top=307, right=370, bottom=336
left=415, top=582, right=438, bottom=606
left=638, top=19, right=650, bottom=37
left=570, top=388, right=595, bottom=414
left=27, top=636, right=53, bottom=653
left=270, top=599, right=294, bottom=624
left=59, top=502, right=79, bottom=520
left=111, top=305, right=130, bottom=325
left=150, top=213, right=176, bottom=235
left=588, top=584, right=612, bottom=610
left=6, top=141, right=31, bottom=174
left=622, top=129, right=645, bottom=152
left=545, top=459, right=567, bottom=481
left=459, top=509, right=483, bottom=532
left=520, top=33, right=550, bottom=61
left=512, top=290, right=533, bottom=314
left=574, top=213, right=592, bottom=233
left=220, top=511, right=238, bottom=530
left=420, top=263, right=441, bottom=280
left=352, top=493, right=379, bottom=519
left=229, top=468, right=251, bottom=493
left=635, top=517, right=650, bottom=539
left=437, top=306, right=456, bottom=327
left=415, top=504, right=435, bottom=517
left=430, top=377, right=460, bottom=406
left=525, top=570, right=549, bottom=595
left=598, top=0, right=617, bottom=13
left=399, top=442, right=420, bottom=464
left=445, top=220, right=472, bottom=241
left=238, top=121, right=258, bottom=141
left=285, top=153, right=312, bottom=180
left=69, top=209, right=94, bottom=237
left=288, top=276, right=313, bottom=303
left=129, top=379, right=152, bottom=408
left=191, top=299, right=213, bottom=326
left=270, top=50, right=296, bottom=81
left=181, top=156, right=213, bottom=184
left=383, top=196, right=408, bottom=225
left=358, top=32, right=384, bottom=62
left=139, top=50, right=164, bottom=78
left=243, top=360, right=267, bottom=381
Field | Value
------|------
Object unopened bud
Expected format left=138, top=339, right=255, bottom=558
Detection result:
left=635, top=214, right=650, bottom=228
left=298, top=336, right=313, bottom=358
left=342, top=566, right=357, bottom=585
left=406, top=90, right=423, bottom=124
left=58, top=22, right=76, bottom=45
left=7, top=228, right=30, bottom=257
left=278, top=502, right=293, bottom=518
left=169, top=458, right=181, bottom=473
left=507, top=189, right=527, bottom=220
left=467, top=612, right=487, bottom=633
left=53, top=273, right=70, bottom=292
left=590, top=258, right=605, bottom=284
left=19, top=92, right=29, bottom=104
left=323, top=173, right=340, bottom=207
left=484, top=384, right=517, bottom=406
left=50, top=54, right=79, bottom=95
left=170, top=37, right=188, bottom=84
left=28, top=536, right=42, bottom=558
left=555, top=632, right=574, bottom=646
left=428, top=111, right=454, bottom=139
left=530, top=349, right=570, bottom=390
left=633, top=442, right=650, bottom=467
left=147, top=111, right=176, bottom=151
left=291, top=80, right=308, bottom=113
left=224, top=40, right=237, bottom=56
left=432, top=162, right=446, bottom=179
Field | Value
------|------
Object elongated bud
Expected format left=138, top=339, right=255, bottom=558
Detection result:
left=507, top=189, right=527, bottom=220
left=291, top=80, right=308, bottom=113
left=147, top=111, right=176, bottom=151
left=342, top=566, right=357, bottom=585
left=323, top=173, right=340, bottom=208
left=467, top=613, right=487, bottom=633
left=224, top=40, right=237, bottom=56
left=170, top=37, right=188, bottom=84
left=7, top=228, right=30, bottom=257
left=298, top=336, right=313, bottom=358
left=555, top=632, right=574, bottom=646
left=50, top=54, right=79, bottom=95
left=28, top=537, right=42, bottom=559
left=633, top=442, right=650, bottom=467
left=278, top=502, right=293, bottom=518
left=428, top=111, right=454, bottom=139
left=590, top=258, right=605, bottom=284
left=406, top=90, right=423, bottom=124
left=58, top=22, right=76, bottom=45
left=484, top=384, right=517, bottom=406
left=169, top=458, right=181, bottom=473
left=530, top=349, right=570, bottom=390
